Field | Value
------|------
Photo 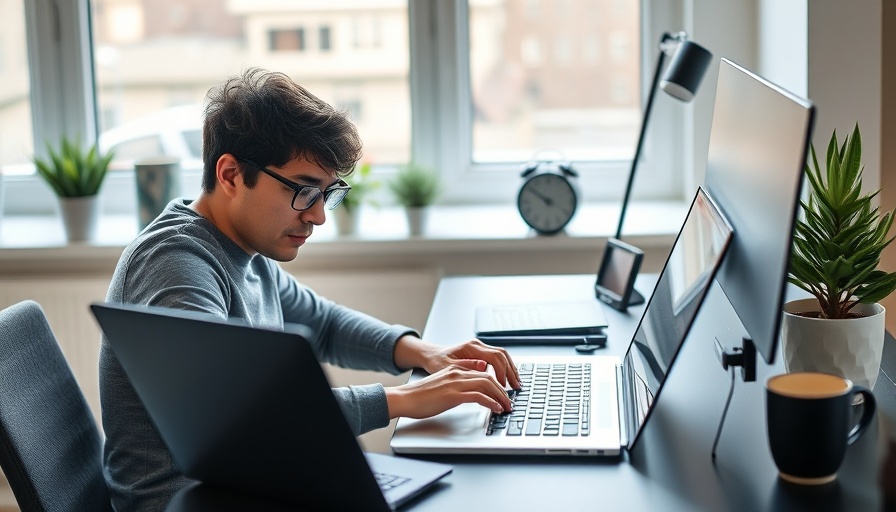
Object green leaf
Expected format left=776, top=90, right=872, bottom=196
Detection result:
left=857, top=272, right=896, bottom=304
left=788, top=123, right=895, bottom=317
left=31, top=135, right=113, bottom=197
left=339, top=161, right=380, bottom=212
left=388, top=163, right=442, bottom=207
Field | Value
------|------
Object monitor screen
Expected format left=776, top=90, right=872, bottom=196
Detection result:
left=622, top=187, right=733, bottom=449
left=703, top=59, right=816, bottom=364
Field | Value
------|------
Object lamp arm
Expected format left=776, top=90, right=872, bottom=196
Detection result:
left=615, top=38, right=673, bottom=240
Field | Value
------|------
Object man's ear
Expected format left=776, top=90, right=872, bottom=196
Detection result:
left=216, top=154, right=241, bottom=199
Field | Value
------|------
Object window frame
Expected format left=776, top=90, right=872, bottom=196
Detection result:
left=5, top=0, right=691, bottom=216
left=409, top=0, right=691, bottom=205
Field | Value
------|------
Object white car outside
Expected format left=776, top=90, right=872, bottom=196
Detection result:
left=99, top=104, right=204, bottom=172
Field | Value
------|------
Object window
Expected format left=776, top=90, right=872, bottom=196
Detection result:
left=0, top=0, right=34, bottom=175
left=610, top=31, right=631, bottom=62
left=408, top=0, right=685, bottom=206
left=269, top=28, right=306, bottom=51
left=5, top=0, right=686, bottom=216
left=319, top=25, right=331, bottom=52
left=352, top=16, right=383, bottom=49
left=467, top=0, right=639, bottom=162
left=89, top=0, right=411, bottom=213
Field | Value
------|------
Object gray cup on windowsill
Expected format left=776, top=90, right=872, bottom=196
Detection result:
left=135, top=156, right=181, bottom=231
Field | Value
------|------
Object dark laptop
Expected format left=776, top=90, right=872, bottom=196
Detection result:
left=91, top=303, right=451, bottom=511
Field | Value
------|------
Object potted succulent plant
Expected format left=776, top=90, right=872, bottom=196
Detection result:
left=32, top=137, right=114, bottom=242
left=334, top=161, right=378, bottom=236
left=388, top=163, right=441, bottom=236
left=784, top=124, right=896, bottom=389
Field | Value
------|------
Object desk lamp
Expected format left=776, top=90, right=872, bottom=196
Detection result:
left=597, top=33, right=712, bottom=310
left=614, top=32, right=712, bottom=240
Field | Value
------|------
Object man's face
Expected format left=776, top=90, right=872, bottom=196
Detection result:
left=228, top=156, right=336, bottom=262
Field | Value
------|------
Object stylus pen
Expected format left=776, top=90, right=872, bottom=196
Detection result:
left=477, top=334, right=608, bottom=346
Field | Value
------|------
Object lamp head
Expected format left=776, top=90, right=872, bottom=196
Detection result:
left=660, top=40, right=713, bottom=102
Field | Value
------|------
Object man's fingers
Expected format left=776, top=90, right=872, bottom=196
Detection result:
left=452, top=359, right=487, bottom=372
left=468, top=344, right=521, bottom=390
left=445, top=367, right=512, bottom=411
left=457, top=391, right=503, bottom=414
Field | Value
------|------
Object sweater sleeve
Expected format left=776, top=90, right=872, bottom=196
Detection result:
left=332, top=384, right=391, bottom=436
left=274, top=263, right=418, bottom=435
left=275, top=263, right=417, bottom=373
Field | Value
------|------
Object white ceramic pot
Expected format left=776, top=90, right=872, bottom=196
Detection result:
left=334, top=207, right=359, bottom=236
left=58, top=195, right=100, bottom=242
left=405, top=206, right=429, bottom=236
left=781, top=298, right=885, bottom=389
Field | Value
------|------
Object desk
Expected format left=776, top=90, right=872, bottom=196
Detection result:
left=402, top=274, right=891, bottom=511
left=168, top=274, right=894, bottom=511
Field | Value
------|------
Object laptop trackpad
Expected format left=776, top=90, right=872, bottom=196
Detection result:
left=399, top=403, right=490, bottom=437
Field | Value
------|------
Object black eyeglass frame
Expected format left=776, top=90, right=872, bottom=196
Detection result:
left=238, top=158, right=351, bottom=211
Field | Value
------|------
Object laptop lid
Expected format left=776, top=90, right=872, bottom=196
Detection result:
left=91, top=303, right=449, bottom=510
left=621, top=186, right=733, bottom=449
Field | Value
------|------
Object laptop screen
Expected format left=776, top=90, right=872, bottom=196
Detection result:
left=622, top=187, right=733, bottom=448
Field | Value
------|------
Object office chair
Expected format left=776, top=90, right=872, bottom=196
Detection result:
left=0, top=300, right=111, bottom=512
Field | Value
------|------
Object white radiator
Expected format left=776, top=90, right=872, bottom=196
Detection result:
left=0, top=277, right=110, bottom=428
left=0, top=269, right=440, bottom=453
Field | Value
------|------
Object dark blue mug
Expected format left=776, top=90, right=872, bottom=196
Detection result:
left=766, top=371, right=876, bottom=485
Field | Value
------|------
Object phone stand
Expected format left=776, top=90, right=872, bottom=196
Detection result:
left=595, top=238, right=644, bottom=311
left=627, top=289, right=645, bottom=306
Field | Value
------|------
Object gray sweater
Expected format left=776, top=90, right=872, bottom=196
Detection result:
left=99, top=199, right=414, bottom=511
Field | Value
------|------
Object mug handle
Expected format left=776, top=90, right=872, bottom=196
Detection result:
left=847, top=386, right=877, bottom=445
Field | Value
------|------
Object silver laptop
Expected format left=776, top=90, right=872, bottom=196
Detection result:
left=391, top=187, right=733, bottom=456
left=91, top=303, right=452, bottom=511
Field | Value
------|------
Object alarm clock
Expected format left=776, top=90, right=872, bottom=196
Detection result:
left=516, top=159, right=579, bottom=235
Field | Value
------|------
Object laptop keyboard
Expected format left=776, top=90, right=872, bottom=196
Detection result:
left=487, top=362, right=591, bottom=437
left=374, top=471, right=410, bottom=491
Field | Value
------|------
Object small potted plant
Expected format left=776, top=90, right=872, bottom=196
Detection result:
left=32, top=136, right=114, bottom=242
left=784, top=123, right=896, bottom=389
left=334, top=161, right=378, bottom=236
left=388, top=163, right=441, bottom=236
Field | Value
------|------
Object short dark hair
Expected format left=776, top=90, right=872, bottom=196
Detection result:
left=201, top=67, right=363, bottom=192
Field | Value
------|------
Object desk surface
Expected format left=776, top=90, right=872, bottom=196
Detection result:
left=401, top=274, right=892, bottom=512
left=167, top=274, right=894, bottom=511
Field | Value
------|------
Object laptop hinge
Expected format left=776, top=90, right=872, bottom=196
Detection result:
left=616, top=364, right=629, bottom=448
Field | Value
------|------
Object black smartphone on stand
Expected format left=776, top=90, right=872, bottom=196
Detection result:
left=594, top=238, right=644, bottom=311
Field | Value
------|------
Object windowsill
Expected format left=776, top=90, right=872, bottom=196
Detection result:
left=0, top=201, right=686, bottom=273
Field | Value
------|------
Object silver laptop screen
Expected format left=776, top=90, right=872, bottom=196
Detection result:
left=622, top=187, right=732, bottom=448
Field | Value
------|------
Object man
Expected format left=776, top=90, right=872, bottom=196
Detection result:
left=99, top=68, right=521, bottom=510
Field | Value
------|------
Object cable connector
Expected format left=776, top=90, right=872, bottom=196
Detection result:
left=714, top=336, right=756, bottom=383
left=711, top=336, right=756, bottom=460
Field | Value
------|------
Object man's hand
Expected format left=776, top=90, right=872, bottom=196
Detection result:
left=385, top=364, right=513, bottom=419
left=393, top=336, right=522, bottom=389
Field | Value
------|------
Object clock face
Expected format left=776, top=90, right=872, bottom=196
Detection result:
left=517, top=172, right=577, bottom=234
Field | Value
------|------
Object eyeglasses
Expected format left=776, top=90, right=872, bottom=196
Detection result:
left=238, top=159, right=351, bottom=211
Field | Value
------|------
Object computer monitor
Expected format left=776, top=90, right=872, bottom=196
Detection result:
left=703, top=59, right=816, bottom=364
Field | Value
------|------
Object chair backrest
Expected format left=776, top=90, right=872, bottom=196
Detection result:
left=0, top=301, right=111, bottom=512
